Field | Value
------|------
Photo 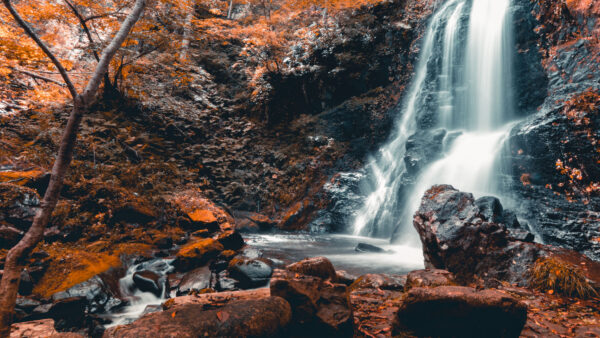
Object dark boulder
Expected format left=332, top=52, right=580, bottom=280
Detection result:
left=286, top=256, right=337, bottom=281
left=216, top=230, right=244, bottom=251
left=133, top=271, right=166, bottom=297
left=176, top=266, right=212, bottom=295
left=51, top=269, right=124, bottom=315
left=103, top=297, right=292, bottom=337
left=228, top=258, right=273, bottom=289
left=397, top=286, right=527, bottom=338
left=270, top=260, right=352, bottom=336
left=413, top=185, right=600, bottom=288
left=355, top=242, right=388, bottom=253
left=49, top=296, right=87, bottom=331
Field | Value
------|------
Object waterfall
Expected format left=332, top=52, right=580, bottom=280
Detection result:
left=353, top=0, right=515, bottom=243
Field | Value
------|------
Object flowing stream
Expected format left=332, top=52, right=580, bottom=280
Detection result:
left=355, top=0, right=516, bottom=245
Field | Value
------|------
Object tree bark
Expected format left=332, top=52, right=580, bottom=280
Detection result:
left=180, top=6, right=194, bottom=62
left=0, top=1, right=146, bottom=336
left=227, top=0, right=234, bottom=19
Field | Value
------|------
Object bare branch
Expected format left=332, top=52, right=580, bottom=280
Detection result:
left=1, top=0, right=78, bottom=98
left=82, top=0, right=147, bottom=101
left=14, top=68, right=67, bottom=86
left=64, top=0, right=100, bottom=61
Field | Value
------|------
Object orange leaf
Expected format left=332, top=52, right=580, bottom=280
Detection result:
left=171, top=312, right=176, bottom=318
left=217, top=311, right=229, bottom=322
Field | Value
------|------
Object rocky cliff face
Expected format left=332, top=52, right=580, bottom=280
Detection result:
left=504, top=0, right=600, bottom=259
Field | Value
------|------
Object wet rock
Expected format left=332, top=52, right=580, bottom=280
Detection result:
left=0, top=224, right=23, bottom=248
left=404, top=129, right=448, bottom=174
left=413, top=185, right=600, bottom=286
left=216, top=230, right=244, bottom=251
left=350, top=274, right=406, bottom=291
left=104, top=297, right=291, bottom=337
left=176, top=266, right=211, bottom=295
left=51, top=268, right=125, bottom=314
left=174, top=238, right=224, bottom=271
left=355, top=242, right=388, bottom=253
left=133, top=271, right=165, bottom=297
left=163, top=288, right=270, bottom=309
left=405, top=269, right=455, bottom=290
left=216, top=271, right=238, bottom=291
left=475, top=196, right=504, bottom=224
left=313, top=172, right=365, bottom=233
left=397, top=286, right=527, bottom=338
left=270, top=267, right=352, bottom=336
left=228, top=258, right=272, bottom=289
left=286, top=256, right=337, bottom=281
left=335, top=270, right=358, bottom=286
left=49, top=296, right=87, bottom=331
left=0, top=184, right=40, bottom=230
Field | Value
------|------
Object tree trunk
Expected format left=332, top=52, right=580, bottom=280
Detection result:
left=0, top=0, right=147, bottom=335
left=0, top=98, right=84, bottom=338
left=180, top=10, right=194, bottom=62
left=227, top=0, right=234, bottom=19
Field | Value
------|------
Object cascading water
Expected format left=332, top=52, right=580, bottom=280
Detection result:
left=105, top=258, right=174, bottom=328
left=354, top=0, right=516, bottom=244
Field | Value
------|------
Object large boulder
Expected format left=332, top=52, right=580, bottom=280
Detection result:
left=132, top=271, right=167, bottom=297
left=270, top=257, right=352, bottom=336
left=413, top=185, right=600, bottom=289
left=176, top=266, right=212, bottom=295
left=103, top=297, right=291, bottom=337
left=397, top=286, right=527, bottom=338
left=405, top=269, right=455, bottom=290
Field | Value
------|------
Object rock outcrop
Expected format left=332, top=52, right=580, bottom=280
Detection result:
left=413, top=185, right=600, bottom=290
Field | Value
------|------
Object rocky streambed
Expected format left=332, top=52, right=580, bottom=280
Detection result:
left=8, top=185, right=600, bottom=337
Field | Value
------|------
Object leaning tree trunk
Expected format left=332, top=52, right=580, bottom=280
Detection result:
left=0, top=0, right=147, bottom=336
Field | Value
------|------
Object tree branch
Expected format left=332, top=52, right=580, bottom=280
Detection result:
left=64, top=0, right=100, bottom=61
left=82, top=0, right=147, bottom=101
left=14, top=68, right=67, bottom=86
left=1, top=0, right=78, bottom=98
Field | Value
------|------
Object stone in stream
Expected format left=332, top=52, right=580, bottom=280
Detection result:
left=176, top=266, right=212, bottom=295
left=10, top=319, right=84, bottom=338
left=354, top=242, right=388, bottom=253
left=132, top=270, right=167, bottom=297
left=396, top=286, right=527, bottom=338
left=103, top=297, right=291, bottom=337
left=228, top=258, right=273, bottom=289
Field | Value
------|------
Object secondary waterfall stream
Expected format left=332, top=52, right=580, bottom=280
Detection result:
left=354, top=0, right=516, bottom=245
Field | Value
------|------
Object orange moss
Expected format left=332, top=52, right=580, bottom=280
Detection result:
left=187, top=209, right=217, bottom=224
left=33, top=242, right=152, bottom=298
left=177, top=238, right=223, bottom=259
left=0, top=170, right=44, bottom=185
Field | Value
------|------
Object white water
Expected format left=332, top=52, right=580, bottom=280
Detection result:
left=105, top=259, right=174, bottom=328
left=354, top=0, right=516, bottom=245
